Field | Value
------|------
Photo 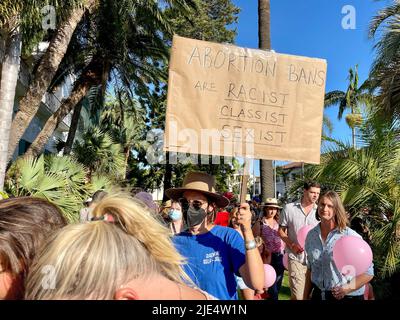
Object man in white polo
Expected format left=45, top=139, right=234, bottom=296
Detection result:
left=278, top=181, right=321, bottom=300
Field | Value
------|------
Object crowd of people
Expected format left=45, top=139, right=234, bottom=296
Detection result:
left=0, top=171, right=375, bottom=300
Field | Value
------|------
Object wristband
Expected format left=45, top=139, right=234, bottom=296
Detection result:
left=245, top=239, right=257, bottom=250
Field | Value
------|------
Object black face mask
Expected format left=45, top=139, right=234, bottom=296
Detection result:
left=185, top=206, right=207, bottom=227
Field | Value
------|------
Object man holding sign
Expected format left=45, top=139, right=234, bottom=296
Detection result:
left=164, top=35, right=327, bottom=299
left=167, top=172, right=264, bottom=300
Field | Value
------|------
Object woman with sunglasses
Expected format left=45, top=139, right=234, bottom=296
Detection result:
left=167, top=172, right=264, bottom=300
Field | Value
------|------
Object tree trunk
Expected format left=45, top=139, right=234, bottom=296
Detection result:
left=7, top=1, right=95, bottom=162
left=24, top=82, right=90, bottom=158
left=352, top=127, right=356, bottom=149
left=24, top=57, right=103, bottom=158
left=63, top=102, right=83, bottom=155
left=0, top=28, right=21, bottom=190
left=258, top=0, right=271, bottom=50
left=258, top=0, right=274, bottom=200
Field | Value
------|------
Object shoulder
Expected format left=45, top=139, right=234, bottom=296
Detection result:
left=306, top=225, right=320, bottom=244
left=211, top=225, right=239, bottom=238
left=173, top=232, right=192, bottom=244
left=309, top=224, right=320, bottom=235
left=343, top=227, right=363, bottom=238
left=211, top=226, right=245, bottom=247
left=283, top=202, right=299, bottom=211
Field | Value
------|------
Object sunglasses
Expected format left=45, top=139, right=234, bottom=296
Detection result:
left=178, top=198, right=207, bottom=209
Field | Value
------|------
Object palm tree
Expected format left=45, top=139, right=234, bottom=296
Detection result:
left=308, top=113, right=400, bottom=279
left=24, top=54, right=106, bottom=158
left=258, top=0, right=275, bottom=200
left=5, top=0, right=95, bottom=162
left=324, top=65, right=372, bottom=148
left=0, top=0, right=94, bottom=190
left=0, top=27, right=20, bottom=190
left=72, top=126, right=125, bottom=181
left=23, top=0, right=196, bottom=158
left=5, top=154, right=89, bottom=222
left=368, top=3, right=400, bottom=121
left=101, top=93, right=146, bottom=179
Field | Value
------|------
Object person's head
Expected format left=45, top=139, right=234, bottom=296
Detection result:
left=351, top=216, right=369, bottom=236
left=303, top=181, right=321, bottom=204
left=0, top=197, right=66, bottom=299
left=252, top=196, right=261, bottom=207
left=167, top=201, right=182, bottom=222
left=165, top=172, right=229, bottom=233
left=90, top=190, right=108, bottom=206
left=134, top=191, right=158, bottom=214
left=261, top=198, right=281, bottom=221
left=317, top=191, right=349, bottom=231
left=228, top=207, right=240, bottom=229
left=92, top=189, right=107, bottom=200
left=25, top=194, right=190, bottom=300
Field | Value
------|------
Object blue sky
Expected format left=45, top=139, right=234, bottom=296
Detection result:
left=231, top=0, right=390, bottom=174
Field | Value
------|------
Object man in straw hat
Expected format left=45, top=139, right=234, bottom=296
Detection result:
left=166, top=171, right=264, bottom=300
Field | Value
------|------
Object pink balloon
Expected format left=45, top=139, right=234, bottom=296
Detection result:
left=297, top=224, right=314, bottom=248
left=333, top=236, right=373, bottom=276
left=283, top=252, right=289, bottom=270
left=263, top=264, right=277, bottom=288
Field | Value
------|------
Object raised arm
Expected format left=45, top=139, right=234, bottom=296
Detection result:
left=237, top=203, right=265, bottom=291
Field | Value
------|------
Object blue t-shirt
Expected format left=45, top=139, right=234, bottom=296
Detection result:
left=173, top=225, right=246, bottom=300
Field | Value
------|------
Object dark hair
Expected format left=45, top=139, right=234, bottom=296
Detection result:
left=303, top=181, right=321, bottom=190
left=262, top=206, right=280, bottom=221
left=0, top=197, right=67, bottom=298
left=92, top=190, right=108, bottom=203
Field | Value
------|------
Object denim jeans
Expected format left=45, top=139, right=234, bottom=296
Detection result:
left=268, top=252, right=285, bottom=300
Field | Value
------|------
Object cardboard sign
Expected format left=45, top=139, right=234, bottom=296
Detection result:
left=164, top=35, right=327, bottom=164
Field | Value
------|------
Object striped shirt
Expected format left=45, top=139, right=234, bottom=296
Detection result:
left=260, top=219, right=284, bottom=253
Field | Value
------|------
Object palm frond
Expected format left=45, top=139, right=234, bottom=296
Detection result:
left=369, top=3, right=400, bottom=38
left=324, top=90, right=345, bottom=108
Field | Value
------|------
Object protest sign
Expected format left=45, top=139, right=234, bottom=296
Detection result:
left=164, top=35, right=327, bottom=164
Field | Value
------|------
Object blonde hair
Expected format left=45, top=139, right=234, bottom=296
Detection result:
left=318, top=191, right=349, bottom=231
left=25, top=194, right=191, bottom=300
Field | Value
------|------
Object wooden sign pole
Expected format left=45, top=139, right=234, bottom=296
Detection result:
left=239, top=159, right=251, bottom=204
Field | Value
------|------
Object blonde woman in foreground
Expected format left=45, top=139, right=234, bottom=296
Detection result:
left=25, top=194, right=215, bottom=300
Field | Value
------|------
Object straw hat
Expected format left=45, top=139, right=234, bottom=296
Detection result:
left=260, top=197, right=282, bottom=209
left=163, top=200, right=172, bottom=208
left=165, top=172, right=229, bottom=208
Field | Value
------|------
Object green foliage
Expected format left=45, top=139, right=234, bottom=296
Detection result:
left=134, top=0, right=241, bottom=194
left=0, top=190, right=9, bottom=199
left=164, top=0, right=240, bottom=44
left=305, top=114, right=400, bottom=281
left=0, top=0, right=86, bottom=56
left=5, top=155, right=89, bottom=222
left=325, top=65, right=372, bottom=121
left=90, top=173, right=114, bottom=193
left=368, top=2, right=400, bottom=121
left=72, top=126, right=126, bottom=180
